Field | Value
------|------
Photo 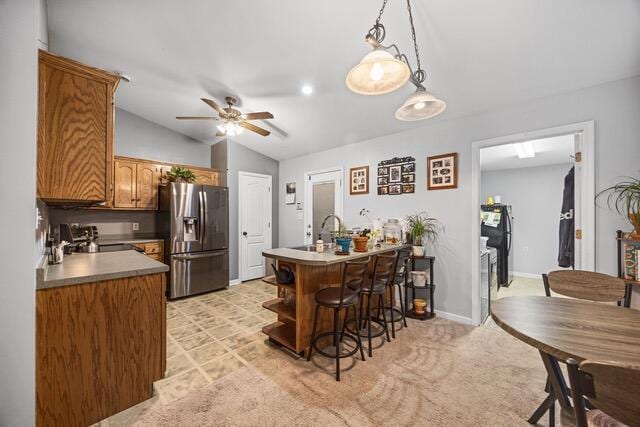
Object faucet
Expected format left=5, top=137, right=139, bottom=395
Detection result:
left=321, top=214, right=343, bottom=243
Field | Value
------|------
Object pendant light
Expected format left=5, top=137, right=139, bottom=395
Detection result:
left=346, top=0, right=446, bottom=120
left=395, top=88, right=446, bottom=121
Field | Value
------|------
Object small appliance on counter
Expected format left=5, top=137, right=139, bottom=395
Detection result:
left=59, top=224, right=99, bottom=252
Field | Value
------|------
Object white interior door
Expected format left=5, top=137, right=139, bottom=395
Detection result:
left=239, top=172, right=272, bottom=281
left=304, top=168, right=343, bottom=245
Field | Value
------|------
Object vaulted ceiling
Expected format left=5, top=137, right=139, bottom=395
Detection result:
left=47, top=0, right=640, bottom=160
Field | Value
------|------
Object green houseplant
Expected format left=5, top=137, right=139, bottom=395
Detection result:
left=405, top=212, right=440, bottom=256
left=598, top=176, right=640, bottom=239
left=165, top=166, right=196, bottom=183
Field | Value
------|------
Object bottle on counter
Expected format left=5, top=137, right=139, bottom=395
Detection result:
left=316, top=234, right=324, bottom=253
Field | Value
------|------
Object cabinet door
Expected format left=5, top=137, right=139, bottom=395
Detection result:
left=136, top=163, right=160, bottom=209
left=37, top=51, right=118, bottom=203
left=114, top=160, right=137, bottom=208
left=193, top=170, right=218, bottom=185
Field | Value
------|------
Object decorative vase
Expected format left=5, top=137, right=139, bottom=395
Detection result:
left=335, top=237, right=352, bottom=254
left=629, top=212, right=640, bottom=240
left=413, top=298, right=427, bottom=315
left=412, top=245, right=425, bottom=257
left=411, top=271, right=427, bottom=288
left=353, top=236, right=368, bottom=252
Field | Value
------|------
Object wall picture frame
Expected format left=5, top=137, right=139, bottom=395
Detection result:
left=376, top=156, right=416, bottom=195
left=349, top=165, right=369, bottom=195
left=427, top=152, right=458, bottom=190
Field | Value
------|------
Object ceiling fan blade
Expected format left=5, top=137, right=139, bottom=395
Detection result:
left=176, top=116, right=218, bottom=120
left=243, top=112, right=274, bottom=120
left=201, top=98, right=226, bottom=115
left=239, top=121, right=270, bottom=137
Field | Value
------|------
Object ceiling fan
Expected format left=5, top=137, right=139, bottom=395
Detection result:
left=176, top=96, right=274, bottom=137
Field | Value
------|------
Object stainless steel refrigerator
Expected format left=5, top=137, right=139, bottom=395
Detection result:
left=159, top=183, right=229, bottom=299
left=481, top=204, right=513, bottom=288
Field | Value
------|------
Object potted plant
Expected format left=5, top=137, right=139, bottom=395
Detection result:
left=334, top=223, right=352, bottom=254
left=165, top=166, right=196, bottom=183
left=405, top=212, right=441, bottom=256
left=598, top=176, right=640, bottom=239
left=353, top=228, right=370, bottom=252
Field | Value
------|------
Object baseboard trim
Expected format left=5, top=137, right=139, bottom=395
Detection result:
left=229, top=279, right=241, bottom=286
left=433, top=310, right=475, bottom=325
left=512, top=271, right=542, bottom=279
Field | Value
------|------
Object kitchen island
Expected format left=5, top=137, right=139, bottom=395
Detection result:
left=262, top=244, right=409, bottom=354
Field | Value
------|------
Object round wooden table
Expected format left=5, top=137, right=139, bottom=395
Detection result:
left=491, top=296, right=640, bottom=425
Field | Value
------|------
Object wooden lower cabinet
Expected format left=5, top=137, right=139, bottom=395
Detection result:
left=36, top=273, right=166, bottom=427
left=133, top=241, right=164, bottom=263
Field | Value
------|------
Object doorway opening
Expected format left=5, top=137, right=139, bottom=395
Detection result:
left=303, top=167, right=343, bottom=245
left=471, top=122, right=595, bottom=325
left=238, top=171, right=272, bottom=282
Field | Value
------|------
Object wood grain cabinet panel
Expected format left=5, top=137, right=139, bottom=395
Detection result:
left=36, top=274, right=165, bottom=426
left=193, top=170, right=218, bottom=185
left=136, top=163, right=160, bottom=209
left=114, top=159, right=137, bottom=208
left=37, top=50, right=119, bottom=204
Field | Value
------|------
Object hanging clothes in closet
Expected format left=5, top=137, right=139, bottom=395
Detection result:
left=558, top=166, right=574, bottom=268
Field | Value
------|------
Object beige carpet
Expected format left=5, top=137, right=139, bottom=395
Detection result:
left=133, top=317, right=554, bottom=426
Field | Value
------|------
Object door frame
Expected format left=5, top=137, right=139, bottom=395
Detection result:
left=470, top=121, right=595, bottom=325
left=303, top=167, right=344, bottom=245
left=238, top=171, right=273, bottom=282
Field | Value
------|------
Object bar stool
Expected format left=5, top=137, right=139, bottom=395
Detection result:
left=306, top=258, right=369, bottom=381
left=383, top=247, right=411, bottom=338
left=347, top=251, right=398, bottom=357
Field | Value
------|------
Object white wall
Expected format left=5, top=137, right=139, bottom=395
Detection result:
left=213, top=140, right=279, bottom=282
left=115, top=108, right=211, bottom=168
left=482, top=163, right=573, bottom=276
left=279, top=76, right=640, bottom=319
left=0, top=0, right=39, bottom=424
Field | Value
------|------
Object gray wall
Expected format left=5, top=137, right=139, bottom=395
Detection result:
left=0, top=0, right=39, bottom=424
left=279, top=76, right=640, bottom=319
left=482, top=164, right=573, bottom=275
left=212, top=140, right=279, bottom=281
left=115, top=107, right=211, bottom=167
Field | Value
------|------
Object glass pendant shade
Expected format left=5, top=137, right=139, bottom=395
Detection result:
left=217, top=122, right=243, bottom=136
left=395, top=89, right=446, bottom=121
left=346, top=49, right=410, bottom=95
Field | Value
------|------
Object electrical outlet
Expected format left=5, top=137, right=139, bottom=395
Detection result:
left=132, top=222, right=140, bottom=231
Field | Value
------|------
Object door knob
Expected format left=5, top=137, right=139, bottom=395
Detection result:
left=242, top=231, right=247, bottom=236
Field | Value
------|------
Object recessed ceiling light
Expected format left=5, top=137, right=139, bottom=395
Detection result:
left=513, top=141, right=535, bottom=159
left=301, top=84, right=313, bottom=95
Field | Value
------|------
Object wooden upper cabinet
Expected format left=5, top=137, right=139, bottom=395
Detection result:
left=193, top=169, right=219, bottom=186
left=37, top=50, right=120, bottom=204
left=114, top=160, right=137, bottom=208
left=136, top=163, right=160, bottom=209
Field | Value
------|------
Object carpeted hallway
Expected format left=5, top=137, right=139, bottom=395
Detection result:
left=129, top=316, right=555, bottom=426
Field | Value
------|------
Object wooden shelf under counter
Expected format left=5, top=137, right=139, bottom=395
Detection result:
left=262, top=322, right=296, bottom=352
left=262, top=275, right=295, bottom=291
left=262, top=298, right=296, bottom=323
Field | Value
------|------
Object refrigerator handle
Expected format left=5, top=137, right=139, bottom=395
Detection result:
left=198, top=190, right=205, bottom=245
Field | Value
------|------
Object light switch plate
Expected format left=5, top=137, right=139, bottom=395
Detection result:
left=132, top=222, right=140, bottom=231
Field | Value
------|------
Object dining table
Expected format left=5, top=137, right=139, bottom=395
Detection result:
left=491, top=296, right=640, bottom=425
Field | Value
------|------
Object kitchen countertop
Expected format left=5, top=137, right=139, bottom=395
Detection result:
left=37, top=250, right=169, bottom=290
left=263, top=243, right=411, bottom=266
left=97, top=234, right=164, bottom=245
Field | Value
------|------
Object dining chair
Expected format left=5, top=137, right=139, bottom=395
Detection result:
left=542, top=270, right=629, bottom=307
left=565, top=358, right=640, bottom=427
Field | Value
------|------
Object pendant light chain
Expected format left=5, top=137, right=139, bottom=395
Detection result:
left=406, top=0, right=425, bottom=83
left=370, top=0, right=389, bottom=43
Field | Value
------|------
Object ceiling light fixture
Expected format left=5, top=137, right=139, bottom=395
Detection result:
left=513, top=141, right=536, bottom=159
left=301, top=84, right=314, bottom=95
left=346, top=0, right=446, bottom=120
left=217, top=121, right=243, bottom=137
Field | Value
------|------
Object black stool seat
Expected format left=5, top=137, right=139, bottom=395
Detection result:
left=349, top=280, right=386, bottom=295
left=315, top=287, right=359, bottom=307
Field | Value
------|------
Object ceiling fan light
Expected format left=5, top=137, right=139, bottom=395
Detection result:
left=346, top=49, right=410, bottom=95
left=395, top=89, right=446, bottom=121
left=217, top=122, right=243, bottom=136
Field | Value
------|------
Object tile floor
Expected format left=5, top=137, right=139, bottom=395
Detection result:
left=98, top=279, right=280, bottom=425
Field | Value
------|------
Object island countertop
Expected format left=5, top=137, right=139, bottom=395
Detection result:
left=37, top=250, right=169, bottom=290
left=263, top=243, right=411, bottom=266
